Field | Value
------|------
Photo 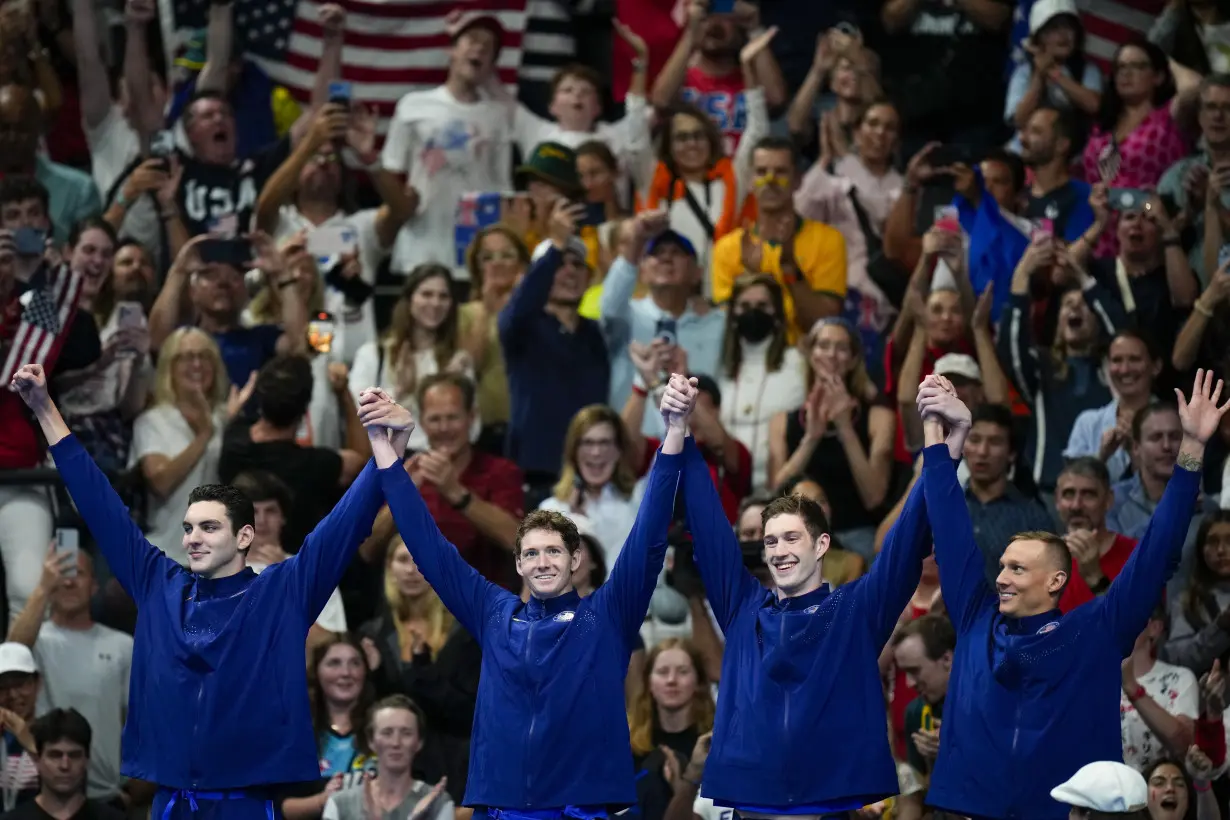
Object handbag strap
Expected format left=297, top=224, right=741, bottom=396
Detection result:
left=847, top=187, right=881, bottom=249
left=671, top=173, right=717, bottom=240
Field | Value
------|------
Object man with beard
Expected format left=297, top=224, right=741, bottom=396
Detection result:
left=650, top=0, right=786, bottom=152
left=1020, top=106, right=1095, bottom=242
left=1, top=709, right=126, bottom=820
left=0, top=86, right=100, bottom=244
left=499, top=200, right=608, bottom=508
left=253, top=103, right=416, bottom=364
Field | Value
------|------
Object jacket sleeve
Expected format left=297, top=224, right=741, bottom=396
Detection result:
left=591, top=444, right=683, bottom=642
left=1082, top=279, right=1128, bottom=337
left=680, top=437, right=761, bottom=634
left=48, top=435, right=179, bottom=601
left=379, top=465, right=511, bottom=639
left=1159, top=601, right=1230, bottom=674
left=920, top=443, right=996, bottom=634
left=855, top=470, right=934, bottom=647
left=598, top=255, right=639, bottom=355
left=997, top=293, right=1041, bottom=404
left=498, top=246, right=559, bottom=354
left=282, top=459, right=388, bottom=623
left=1097, top=465, right=1201, bottom=655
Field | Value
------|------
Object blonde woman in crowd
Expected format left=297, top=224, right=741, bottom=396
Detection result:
left=359, top=536, right=480, bottom=804
left=459, top=225, right=529, bottom=453
left=717, top=274, right=806, bottom=491
left=129, top=327, right=253, bottom=562
left=349, top=263, right=475, bottom=451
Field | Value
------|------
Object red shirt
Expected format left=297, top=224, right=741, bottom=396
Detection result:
left=417, top=449, right=525, bottom=592
left=611, top=0, right=680, bottom=103
left=889, top=604, right=929, bottom=758
left=882, top=336, right=975, bottom=465
left=640, top=437, right=751, bottom=523
left=1059, top=533, right=1139, bottom=612
left=680, top=67, right=748, bottom=156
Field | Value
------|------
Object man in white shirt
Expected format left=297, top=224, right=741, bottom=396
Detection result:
left=380, top=12, right=514, bottom=278
left=5, top=550, right=132, bottom=805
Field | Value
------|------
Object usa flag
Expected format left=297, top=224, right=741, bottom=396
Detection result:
left=162, top=0, right=530, bottom=139
left=2, top=266, right=84, bottom=387
left=1008, top=0, right=1167, bottom=77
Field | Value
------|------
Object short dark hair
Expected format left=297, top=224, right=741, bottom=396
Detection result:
left=256, top=355, right=314, bottom=428
left=575, top=140, right=618, bottom=172
left=1131, top=402, right=1179, bottom=443
left=0, top=176, right=49, bottom=212
left=1109, top=327, right=1162, bottom=363
left=751, top=136, right=799, bottom=173
left=1031, top=105, right=1081, bottom=161
left=1058, top=456, right=1111, bottom=490
left=31, top=708, right=91, bottom=756
left=67, top=217, right=118, bottom=250
left=981, top=147, right=1026, bottom=194
left=1009, top=530, right=1072, bottom=589
left=184, top=89, right=230, bottom=129
left=416, top=372, right=477, bottom=414
left=892, top=614, right=956, bottom=659
left=365, top=694, right=428, bottom=739
left=229, top=470, right=293, bottom=514
left=970, top=402, right=1016, bottom=451
left=550, top=63, right=603, bottom=96
left=187, top=484, right=256, bottom=534
left=761, top=493, right=830, bottom=539
left=515, top=509, right=581, bottom=557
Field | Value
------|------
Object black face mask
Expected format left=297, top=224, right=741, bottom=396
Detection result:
left=735, top=307, right=777, bottom=343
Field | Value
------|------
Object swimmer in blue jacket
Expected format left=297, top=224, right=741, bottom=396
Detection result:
left=368, top=373, right=696, bottom=819
left=12, top=362, right=410, bottom=820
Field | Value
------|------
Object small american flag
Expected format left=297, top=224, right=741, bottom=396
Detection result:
left=1008, top=0, right=1167, bottom=78
left=2, top=266, right=84, bottom=387
left=163, top=0, right=530, bottom=140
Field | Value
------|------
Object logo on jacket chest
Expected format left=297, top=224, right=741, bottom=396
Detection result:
left=554, top=611, right=575, bottom=623
left=1037, top=621, right=1060, bottom=635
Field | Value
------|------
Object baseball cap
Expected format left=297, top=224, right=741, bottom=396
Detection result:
left=0, top=643, right=37, bottom=676
left=934, top=353, right=982, bottom=385
left=1029, top=0, right=1079, bottom=35
left=515, top=142, right=582, bottom=197
left=646, top=229, right=697, bottom=259
left=1050, top=762, right=1148, bottom=812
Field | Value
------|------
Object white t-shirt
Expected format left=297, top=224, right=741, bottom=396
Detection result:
left=1120, top=659, right=1199, bottom=771
left=381, top=85, right=512, bottom=277
left=272, top=206, right=389, bottom=366
left=85, top=105, right=140, bottom=199
left=719, top=341, right=807, bottom=490
left=129, top=403, right=224, bottom=563
left=34, top=622, right=133, bottom=800
left=248, top=562, right=347, bottom=632
left=538, top=480, right=648, bottom=571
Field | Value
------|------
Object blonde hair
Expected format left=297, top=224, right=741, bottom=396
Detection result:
left=627, top=638, right=715, bottom=757
left=552, top=405, right=638, bottom=502
left=248, top=257, right=324, bottom=326
left=384, top=536, right=455, bottom=660
left=465, top=224, right=530, bottom=295
left=805, top=320, right=873, bottom=402
left=152, top=327, right=228, bottom=408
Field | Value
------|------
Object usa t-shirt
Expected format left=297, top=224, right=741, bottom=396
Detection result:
left=176, top=138, right=291, bottom=237
left=681, top=67, right=747, bottom=155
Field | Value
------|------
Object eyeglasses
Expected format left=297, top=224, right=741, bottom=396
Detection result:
left=577, top=436, right=617, bottom=451
left=672, top=129, right=707, bottom=145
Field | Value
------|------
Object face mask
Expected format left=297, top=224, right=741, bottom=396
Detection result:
left=735, top=307, right=776, bottom=343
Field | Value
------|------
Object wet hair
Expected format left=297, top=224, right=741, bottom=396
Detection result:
left=30, top=708, right=91, bottom=756
left=515, top=509, right=581, bottom=558
left=187, top=484, right=255, bottom=534
left=760, top=493, right=830, bottom=539
left=255, top=354, right=314, bottom=429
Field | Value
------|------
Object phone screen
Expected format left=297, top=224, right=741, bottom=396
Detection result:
left=308, top=312, right=335, bottom=354
left=655, top=318, right=678, bottom=347
left=55, top=528, right=79, bottom=578
left=579, top=202, right=606, bottom=227
left=328, top=81, right=353, bottom=105
left=200, top=239, right=252, bottom=268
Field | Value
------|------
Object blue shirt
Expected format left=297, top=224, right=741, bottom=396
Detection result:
left=966, top=483, right=1056, bottom=580
left=213, top=324, right=281, bottom=387
left=1065, top=400, right=1136, bottom=483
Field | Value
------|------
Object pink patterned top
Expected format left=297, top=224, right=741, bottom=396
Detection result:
left=1081, top=105, right=1189, bottom=258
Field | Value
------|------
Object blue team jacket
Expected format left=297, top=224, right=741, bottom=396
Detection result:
left=49, top=435, right=387, bottom=790
left=680, top=438, right=933, bottom=808
left=379, top=444, right=682, bottom=810
left=920, top=444, right=1200, bottom=820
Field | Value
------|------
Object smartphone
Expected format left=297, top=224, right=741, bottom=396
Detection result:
left=709, top=0, right=735, bottom=13
left=655, top=317, right=678, bottom=347
left=1108, top=188, right=1148, bottom=212
left=54, top=528, right=79, bottom=578
left=13, top=226, right=44, bottom=256
left=327, top=81, right=353, bottom=106
left=1218, top=244, right=1230, bottom=272
left=308, top=312, right=335, bottom=354
left=307, top=225, right=359, bottom=258
left=928, top=145, right=973, bottom=170
left=579, top=201, right=606, bottom=228
left=115, top=301, right=146, bottom=329
left=1031, top=218, right=1054, bottom=241
left=199, top=238, right=253, bottom=269
left=933, top=205, right=961, bottom=235
left=150, top=129, right=176, bottom=160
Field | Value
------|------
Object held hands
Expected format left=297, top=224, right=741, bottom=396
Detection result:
left=917, top=375, right=970, bottom=461
left=660, top=373, right=700, bottom=432
left=357, top=388, right=415, bottom=463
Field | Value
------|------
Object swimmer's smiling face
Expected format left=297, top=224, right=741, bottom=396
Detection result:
left=182, top=500, right=253, bottom=578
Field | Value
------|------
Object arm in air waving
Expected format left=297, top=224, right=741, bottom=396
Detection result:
left=12, top=364, right=176, bottom=601
left=916, top=375, right=995, bottom=634
left=367, top=389, right=508, bottom=639
left=593, top=374, right=692, bottom=641
left=1100, top=370, right=1230, bottom=653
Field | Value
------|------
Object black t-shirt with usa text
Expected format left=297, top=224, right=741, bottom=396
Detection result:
left=176, top=137, right=291, bottom=237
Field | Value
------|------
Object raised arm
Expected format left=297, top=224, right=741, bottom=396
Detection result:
left=1100, top=370, right=1228, bottom=653
left=13, top=365, right=174, bottom=601
left=498, top=200, right=584, bottom=348
left=916, top=380, right=995, bottom=633
left=594, top=376, right=691, bottom=640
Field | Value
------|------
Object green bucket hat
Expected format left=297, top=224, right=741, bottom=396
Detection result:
left=515, top=141, right=582, bottom=197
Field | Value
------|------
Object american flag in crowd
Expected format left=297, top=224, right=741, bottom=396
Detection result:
left=2, top=267, right=84, bottom=386
left=1009, top=0, right=1167, bottom=76
left=161, top=0, right=529, bottom=139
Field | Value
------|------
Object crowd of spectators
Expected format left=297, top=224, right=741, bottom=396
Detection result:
left=6, top=0, right=1230, bottom=817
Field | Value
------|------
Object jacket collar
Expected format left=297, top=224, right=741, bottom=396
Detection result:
left=192, top=566, right=257, bottom=600
left=524, top=589, right=581, bottom=620
left=774, top=582, right=831, bottom=612
left=1007, top=607, right=1063, bottom=636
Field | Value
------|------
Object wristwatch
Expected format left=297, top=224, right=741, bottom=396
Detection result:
left=451, top=490, right=473, bottom=511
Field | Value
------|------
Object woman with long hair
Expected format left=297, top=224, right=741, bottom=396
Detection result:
left=768, top=318, right=895, bottom=560
left=1144, top=754, right=1221, bottom=820
left=1162, top=510, right=1230, bottom=675
left=349, top=263, right=475, bottom=451
left=539, top=404, right=644, bottom=568
left=718, top=274, right=806, bottom=491
left=53, top=219, right=153, bottom=472
left=627, top=638, right=716, bottom=820
left=130, top=327, right=250, bottom=561
left=359, top=536, right=480, bottom=804
left=787, top=31, right=883, bottom=164
left=460, top=225, right=529, bottom=454
left=283, top=636, right=378, bottom=820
